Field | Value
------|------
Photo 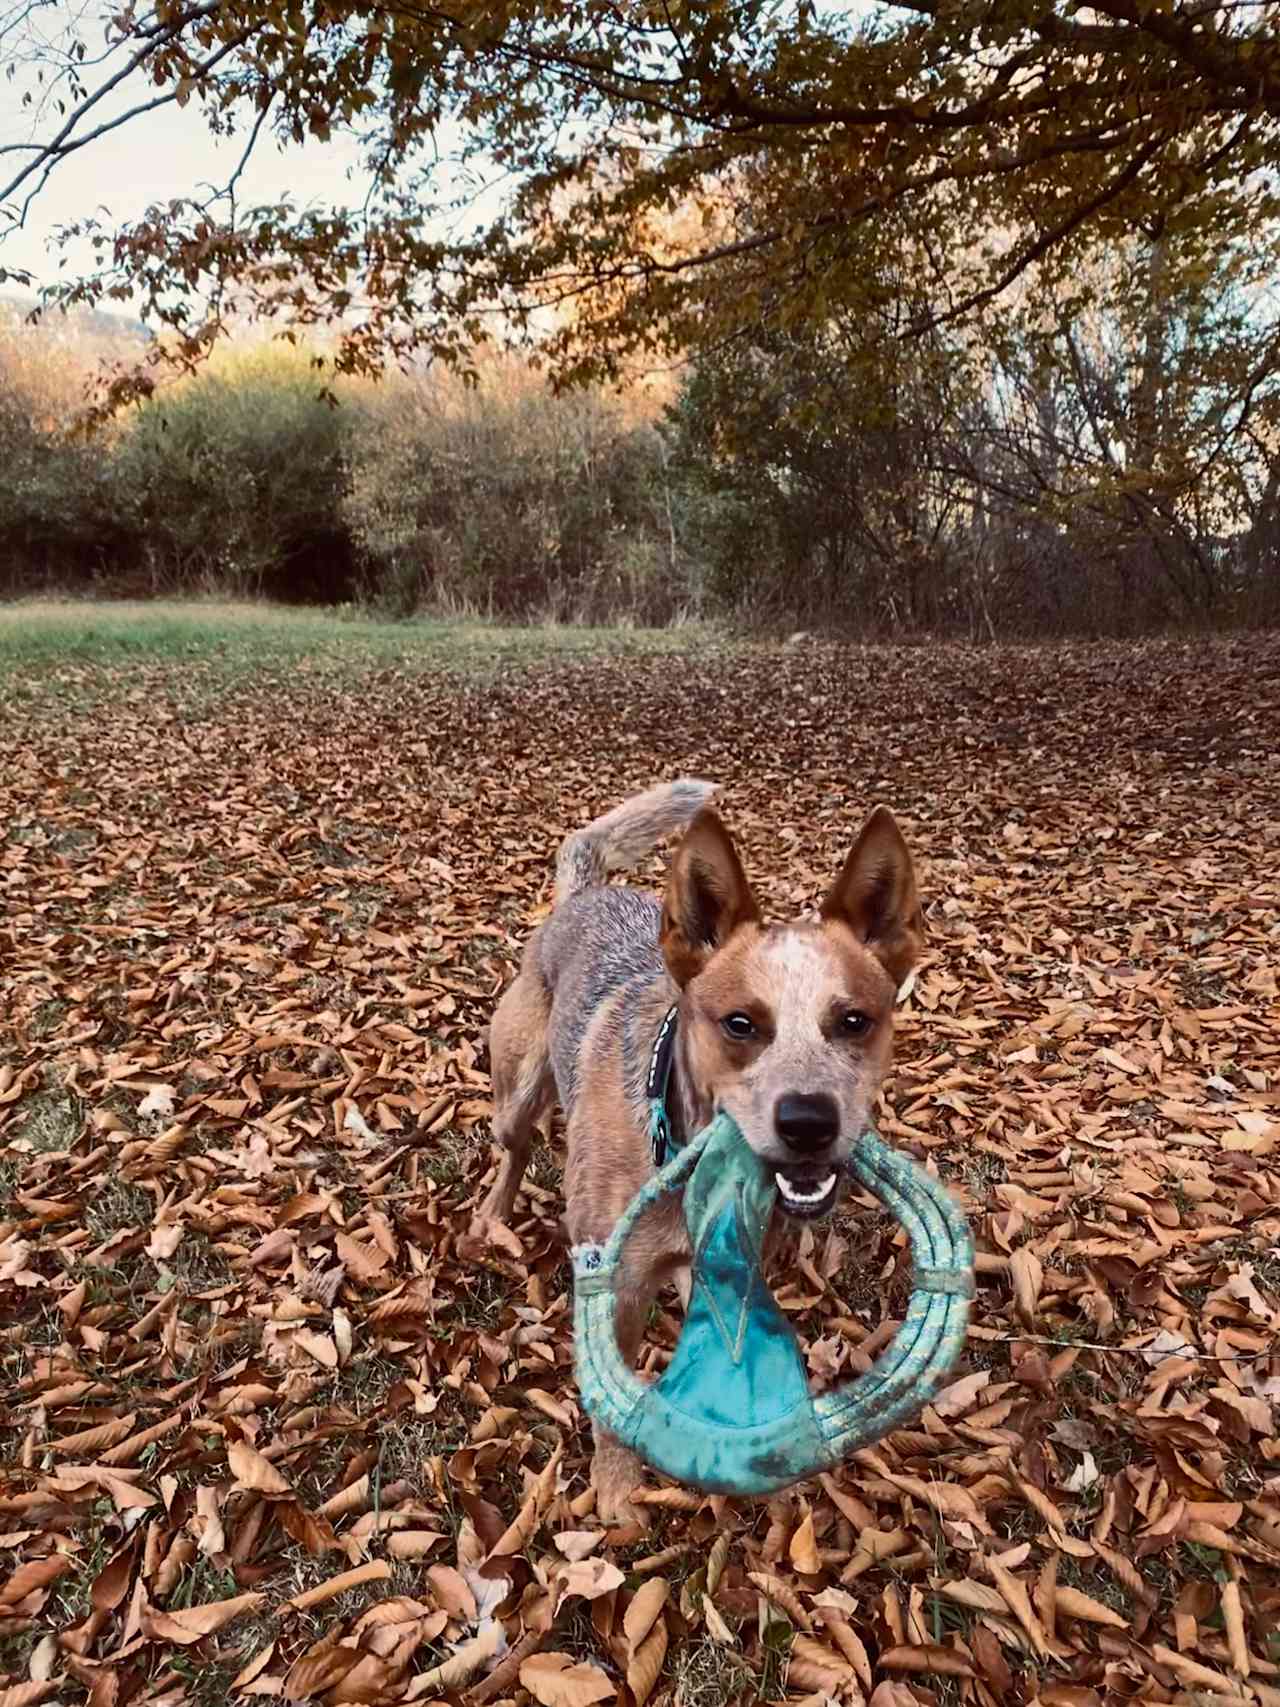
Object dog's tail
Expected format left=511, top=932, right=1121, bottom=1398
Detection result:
left=554, top=779, right=718, bottom=907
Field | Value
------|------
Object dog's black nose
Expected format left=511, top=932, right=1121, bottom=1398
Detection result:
left=774, top=1092, right=839, bottom=1152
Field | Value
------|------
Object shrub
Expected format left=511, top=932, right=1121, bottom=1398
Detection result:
left=343, top=355, right=689, bottom=621
left=0, top=309, right=133, bottom=591
left=109, top=343, right=356, bottom=601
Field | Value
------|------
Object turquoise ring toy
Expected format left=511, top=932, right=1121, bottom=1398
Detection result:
left=572, top=1110, right=974, bottom=1497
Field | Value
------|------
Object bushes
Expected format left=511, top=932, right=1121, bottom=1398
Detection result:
left=0, top=325, right=688, bottom=620
left=343, top=357, right=688, bottom=622
left=0, top=311, right=131, bottom=591
left=0, top=324, right=357, bottom=602
left=111, top=346, right=355, bottom=602
left=2, top=305, right=1275, bottom=634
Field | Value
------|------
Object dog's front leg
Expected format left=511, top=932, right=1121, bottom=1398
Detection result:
left=589, top=1232, right=691, bottom=1526
left=589, top=1272, right=656, bottom=1527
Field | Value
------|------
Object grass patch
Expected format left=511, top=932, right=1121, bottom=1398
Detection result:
left=0, top=1157, right=19, bottom=1215
left=13, top=1083, right=82, bottom=1154
left=84, top=1174, right=154, bottom=1244
left=45, top=1506, right=116, bottom=1627
left=375, top=1414, right=470, bottom=1504
left=0, top=598, right=717, bottom=682
left=441, top=1263, right=514, bottom=1329
left=669, top=1635, right=758, bottom=1707
left=337, top=1354, right=405, bottom=1410
left=166, top=1647, right=269, bottom=1707
left=420, top=1132, right=471, bottom=1190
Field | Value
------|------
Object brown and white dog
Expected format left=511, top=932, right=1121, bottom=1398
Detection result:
left=476, top=781, right=924, bottom=1520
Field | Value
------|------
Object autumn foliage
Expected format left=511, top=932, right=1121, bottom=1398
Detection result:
left=2, top=305, right=1277, bottom=633
left=2, top=0, right=1278, bottom=630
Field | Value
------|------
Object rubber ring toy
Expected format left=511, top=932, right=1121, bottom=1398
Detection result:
left=572, top=1109, right=975, bottom=1497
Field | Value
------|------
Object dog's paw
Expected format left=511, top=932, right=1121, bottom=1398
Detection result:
left=590, top=1447, right=649, bottom=1529
left=595, top=1484, right=648, bottom=1530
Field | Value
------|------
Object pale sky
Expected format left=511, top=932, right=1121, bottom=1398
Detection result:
left=2, top=91, right=376, bottom=298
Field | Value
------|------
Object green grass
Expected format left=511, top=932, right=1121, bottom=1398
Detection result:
left=0, top=598, right=718, bottom=678
left=12, top=1081, right=81, bottom=1154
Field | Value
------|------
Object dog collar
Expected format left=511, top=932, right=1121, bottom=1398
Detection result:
left=646, top=1003, right=682, bottom=1166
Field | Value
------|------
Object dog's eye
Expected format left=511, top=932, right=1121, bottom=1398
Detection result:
left=721, top=1012, right=757, bottom=1041
left=841, top=1011, right=871, bottom=1037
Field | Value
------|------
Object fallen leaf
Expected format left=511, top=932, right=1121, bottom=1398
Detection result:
left=146, top=1591, right=267, bottom=1643
left=519, top=1653, right=615, bottom=1707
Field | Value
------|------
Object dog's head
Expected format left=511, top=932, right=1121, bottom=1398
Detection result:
left=660, top=806, right=923, bottom=1221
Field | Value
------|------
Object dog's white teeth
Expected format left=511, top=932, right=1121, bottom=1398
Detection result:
left=775, top=1171, right=837, bottom=1205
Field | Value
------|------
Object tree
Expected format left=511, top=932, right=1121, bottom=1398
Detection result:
left=2, top=0, right=1278, bottom=409
left=667, top=220, right=1280, bottom=633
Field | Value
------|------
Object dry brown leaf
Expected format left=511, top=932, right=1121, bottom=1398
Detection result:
left=985, top=1557, right=1051, bottom=1657
left=490, top=1447, right=562, bottom=1557
left=519, top=1653, right=615, bottom=1707
left=287, top=1561, right=391, bottom=1612
left=294, top=1328, right=338, bottom=1369
left=880, top=1644, right=976, bottom=1678
left=227, top=1440, right=292, bottom=1496
left=1052, top=1585, right=1129, bottom=1629
left=231, top=1641, right=276, bottom=1690
left=818, top=1613, right=873, bottom=1692
left=624, top=1577, right=669, bottom=1651
left=0, top=1557, right=72, bottom=1607
left=1009, top=1246, right=1043, bottom=1326
left=747, top=1571, right=812, bottom=1632
left=867, top=1690, right=921, bottom=1707
left=558, top=1558, right=625, bottom=1603
left=704, top=1600, right=735, bottom=1646
left=387, top=1531, right=449, bottom=1560
left=1220, top=1575, right=1250, bottom=1678
left=931, top=1370, right=991, bottom=1418
left=706, top=1532, right=730, bottom=1597
left=466, top=1629, right=544, bottom=1705
left=789, top=1510, right=821, bottom=1574
left=522, top=1390, right=575, bottom=1428
left=627, top=1619, right=668, bottom=1706
left=426, top=1564, right=479, bottom=1621
left=0, top=1686, right=59, bottom=1707
left=553, top=1531, right=603, bottom=1562
left=410, top=1624, right=506, bottom=1700
left=629, top=1486, right=701, bottom=1510
left=27, top=1636, right=57, bottom=1683
left=281, top=1647, right=359, bottom=1701
left=314, top=1471, right=369, bottom=1521
left=146, top=1591, right=267, bottom=1643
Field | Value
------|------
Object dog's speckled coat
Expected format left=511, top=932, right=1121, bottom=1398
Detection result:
left=477, top=779, right=923, bottom=1521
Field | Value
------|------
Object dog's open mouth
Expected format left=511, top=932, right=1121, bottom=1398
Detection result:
left=774, top=1166, right=840, bottom=1220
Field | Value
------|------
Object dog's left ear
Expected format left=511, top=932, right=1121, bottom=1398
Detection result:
left=820, top=806, right=923, bottom=989
left=661, top=809, right=760, bottom=988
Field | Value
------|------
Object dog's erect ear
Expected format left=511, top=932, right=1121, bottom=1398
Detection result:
left=820, top=807, right=924, bottom=989
left=661, top=809, right=761, bottom=987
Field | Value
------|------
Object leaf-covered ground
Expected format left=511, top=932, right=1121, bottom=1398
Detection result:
left=2, top=617, right=1279, bottom=1707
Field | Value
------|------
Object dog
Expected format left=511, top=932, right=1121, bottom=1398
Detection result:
left=476, top=780, right=924, bottom=1521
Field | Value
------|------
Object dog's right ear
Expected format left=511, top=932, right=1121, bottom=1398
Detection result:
left=661, top=810, right=760, bottom=988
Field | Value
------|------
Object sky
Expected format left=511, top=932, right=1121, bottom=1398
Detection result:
left=0, top=0, right=386, bottom=303
left=2, top=101, right=374, bottom=298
